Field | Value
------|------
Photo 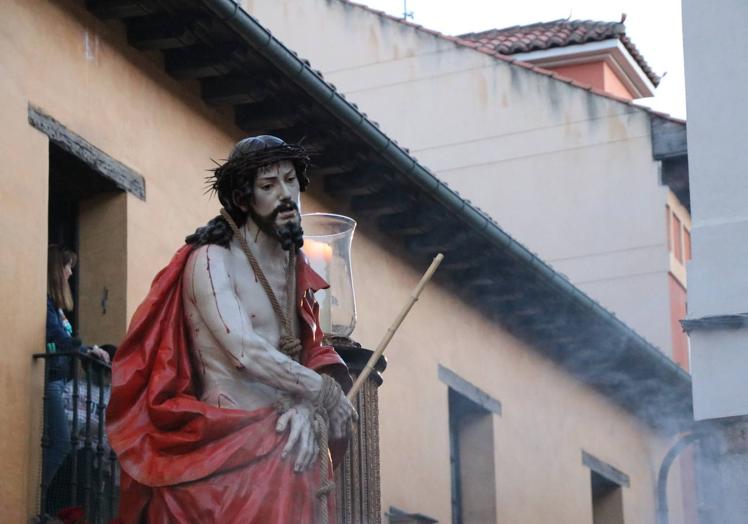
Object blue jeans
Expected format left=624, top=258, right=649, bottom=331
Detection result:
left=42, top=379, right=71, bottom=489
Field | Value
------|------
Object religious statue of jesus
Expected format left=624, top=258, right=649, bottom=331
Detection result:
left=106, top=135, right=356, bottom=524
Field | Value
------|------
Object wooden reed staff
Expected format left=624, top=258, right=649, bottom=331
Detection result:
left=347, top=253, right=444, bottom=401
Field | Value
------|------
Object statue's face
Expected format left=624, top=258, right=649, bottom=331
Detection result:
left=250, top=160, right=301, bottom=228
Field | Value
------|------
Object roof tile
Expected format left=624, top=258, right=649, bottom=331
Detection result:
left=460, top=18, right=660, bottom=86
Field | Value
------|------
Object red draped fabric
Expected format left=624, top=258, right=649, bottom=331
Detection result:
left=107, top=245, right=348, bottom=523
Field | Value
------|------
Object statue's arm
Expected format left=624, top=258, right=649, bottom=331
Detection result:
left=185, top=245, right=322, bottom=400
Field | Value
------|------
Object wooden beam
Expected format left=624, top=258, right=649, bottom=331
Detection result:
left=28, top=105, right=145, bottom=200
left=479, top=291, right=525, bottom=310
left=406, top=228, right=465, bottom=254
left=377, top=208, right=436, bottom=236
left=127, top=16, right=196, bottom=50
left=440, top=252, right=496, bottom=273
left=350, top=191, right=414, bottom=217
left=165, top=47, right=235, bottom=79
left=86, top=0, right=160, bottom=19
left=201, top=76, right=269, bottom=106
left=234, top=102, right=305, bottom=135
left=311, top=149, right=368, bottom=173
left=466, top=277, right=502, bottom=292
left=297, top=131, right=337, bottom=154
left=324, top=167, right=388, bottom=196
left=310, top=161, right=357, bottom=177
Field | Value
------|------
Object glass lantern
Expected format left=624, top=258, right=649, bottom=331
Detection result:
left=301, top=213, right=357, bottom=337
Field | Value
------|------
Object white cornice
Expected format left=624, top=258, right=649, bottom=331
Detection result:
left=510, top=39, right=656, bottom=98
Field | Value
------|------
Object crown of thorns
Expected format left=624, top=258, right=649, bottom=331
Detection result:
left=207, top=141, right=311, bottom=198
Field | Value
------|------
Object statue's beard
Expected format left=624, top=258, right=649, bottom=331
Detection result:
left=249, top=201, right=304, bottom=252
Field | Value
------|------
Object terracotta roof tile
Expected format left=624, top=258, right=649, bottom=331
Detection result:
left=337, top=1, right=681, bottom=123
left=460, top=18, right=660, bottom=86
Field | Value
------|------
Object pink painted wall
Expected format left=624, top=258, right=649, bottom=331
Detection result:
left=669, top=274, right=689, bottom=371
left=548, top=61, right=635, bottom=100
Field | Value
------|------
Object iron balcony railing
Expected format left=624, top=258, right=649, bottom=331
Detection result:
left=32, top=350, right=119, bottom=524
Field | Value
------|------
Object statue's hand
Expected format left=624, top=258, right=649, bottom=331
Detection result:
left=276, top=403, right=318, bottom=472
left=327, top=391, right=358, bottom=440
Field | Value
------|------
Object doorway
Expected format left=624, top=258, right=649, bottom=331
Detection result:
left=47, top=142, right=128, bottom=346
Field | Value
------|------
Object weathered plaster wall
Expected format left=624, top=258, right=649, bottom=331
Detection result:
left=0, top=61, right=49, bottom=523
left=0, top=0, right=240, bottom=517
left=246, top=0, right=675, bottom=358
left=303, top=198, right=683, bottom=524
left=1, top=1, right=683, bottom=522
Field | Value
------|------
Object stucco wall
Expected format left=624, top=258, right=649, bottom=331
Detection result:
left=305, top=198, right=684, bottom=524
left=0, top=62, right=49, bottom=523
left=0, top=0, right=240, bottom=517
left=683, top=0, right=748, bottom=420
left=0, top=1, right=684, bottom=522
left=246, top=0, right=675, bottom=358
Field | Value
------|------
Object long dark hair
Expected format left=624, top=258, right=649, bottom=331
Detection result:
left=48, top=245, right=77, bottom=311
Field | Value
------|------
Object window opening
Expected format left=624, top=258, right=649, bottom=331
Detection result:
left=591, top=471, right=625, bottom=524
left=583, top=451, right=629, bottom=524
left=448, top=387, right=497, bottom=524
left=44, top=142, right=126, bottom=518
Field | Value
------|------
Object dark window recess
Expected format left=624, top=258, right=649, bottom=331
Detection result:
left=43, top=141, right=125, bottom=521
left=591, top=471, right=625, bottom=524
left=48, top=143, right=121, bottom=331
left=47, top=142, right=121, bottom=333
left=387, top=506, right=439, bottom=523
left=448, top=388, right=497, bottom=524
left=583, top=451, right=629, bottom=524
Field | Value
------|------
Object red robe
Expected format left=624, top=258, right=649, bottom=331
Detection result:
left=106, top=245, right=349, bottom=523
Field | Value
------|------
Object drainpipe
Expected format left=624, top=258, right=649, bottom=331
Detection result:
left=656, top=431, right=703, bottom=524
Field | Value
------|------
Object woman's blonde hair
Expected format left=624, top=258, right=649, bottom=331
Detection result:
left=48, top=245, right=77, bottom=311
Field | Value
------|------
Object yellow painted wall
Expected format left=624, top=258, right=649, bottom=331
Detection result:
left=78, top=192, right=128, bottom=346
left=304, top=195, right=686, bottom=524
left=0, top=1, right=685, bottom=522
left=0, top=0, right=239, bottom=517
left=0, top=66, right=50, bottom=523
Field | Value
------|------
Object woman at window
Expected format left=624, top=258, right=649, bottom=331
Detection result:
left=44, top=245, right=110, bottom=492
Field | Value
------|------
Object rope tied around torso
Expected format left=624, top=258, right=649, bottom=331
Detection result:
left=220, top=208, right=302, bottom=360
left=220, top=208, right=336, bottom=523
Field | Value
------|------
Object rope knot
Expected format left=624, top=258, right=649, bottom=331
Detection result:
left=316, top=480, right=336, bottom=498
left=279, top=335, right=303, bottom=358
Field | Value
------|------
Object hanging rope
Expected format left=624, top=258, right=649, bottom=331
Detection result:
left=220, top=208, right=302, bottom=360
left=313, top=375, right=342, bottom=524
left=220, top=208, right=335, bottom=523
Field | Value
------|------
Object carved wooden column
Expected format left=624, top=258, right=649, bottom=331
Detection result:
left=331, top=338, right=387, bottom=524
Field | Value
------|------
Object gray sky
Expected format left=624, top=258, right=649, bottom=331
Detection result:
left=357, top=0, right=686, bottom=118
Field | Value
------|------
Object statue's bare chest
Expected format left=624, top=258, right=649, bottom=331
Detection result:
left=228, top=248, right=293, bottom=340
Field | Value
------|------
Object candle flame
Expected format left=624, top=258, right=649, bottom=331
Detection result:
left=304, top=239, right=333, bottom=261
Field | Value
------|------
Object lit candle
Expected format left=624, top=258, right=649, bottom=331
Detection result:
left=303, top=239, right=333, bottom=333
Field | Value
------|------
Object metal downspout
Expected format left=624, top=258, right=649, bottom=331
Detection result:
left=199, top=0, right=690, bottom=388
left=656, top=432, right=703, bottom=524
